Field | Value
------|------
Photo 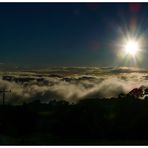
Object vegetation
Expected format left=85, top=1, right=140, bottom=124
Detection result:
left=0, top=96, right=148, bottom=145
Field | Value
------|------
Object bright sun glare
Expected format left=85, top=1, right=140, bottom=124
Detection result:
left=124, top=40, right=139, bottom=56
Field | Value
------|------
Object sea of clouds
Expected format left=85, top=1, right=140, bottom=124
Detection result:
left=0, top=67, right=148, bottom=104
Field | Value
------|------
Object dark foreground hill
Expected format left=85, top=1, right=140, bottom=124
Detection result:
left=1, top=96, right=148, bottom=145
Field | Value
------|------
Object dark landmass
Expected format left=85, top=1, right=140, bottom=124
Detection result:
left=0, top=94, right=148, bottom=145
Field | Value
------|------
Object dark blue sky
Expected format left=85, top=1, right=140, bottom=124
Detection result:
left=0, top=3, right=148, bottom=68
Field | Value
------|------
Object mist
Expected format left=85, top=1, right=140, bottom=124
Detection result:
left=0, top=67, right=147, bottom=104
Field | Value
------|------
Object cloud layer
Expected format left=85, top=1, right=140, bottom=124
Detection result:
left=0, top=67, right=148, bottom=104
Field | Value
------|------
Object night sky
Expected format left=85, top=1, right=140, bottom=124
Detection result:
left=0, top=3, right=148, bottom=68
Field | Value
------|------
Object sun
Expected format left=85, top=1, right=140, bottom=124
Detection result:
left=124, top=40, right=139, bottom=56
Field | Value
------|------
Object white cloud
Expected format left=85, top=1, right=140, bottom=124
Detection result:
left=0, top=67, right=148, bottom=104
